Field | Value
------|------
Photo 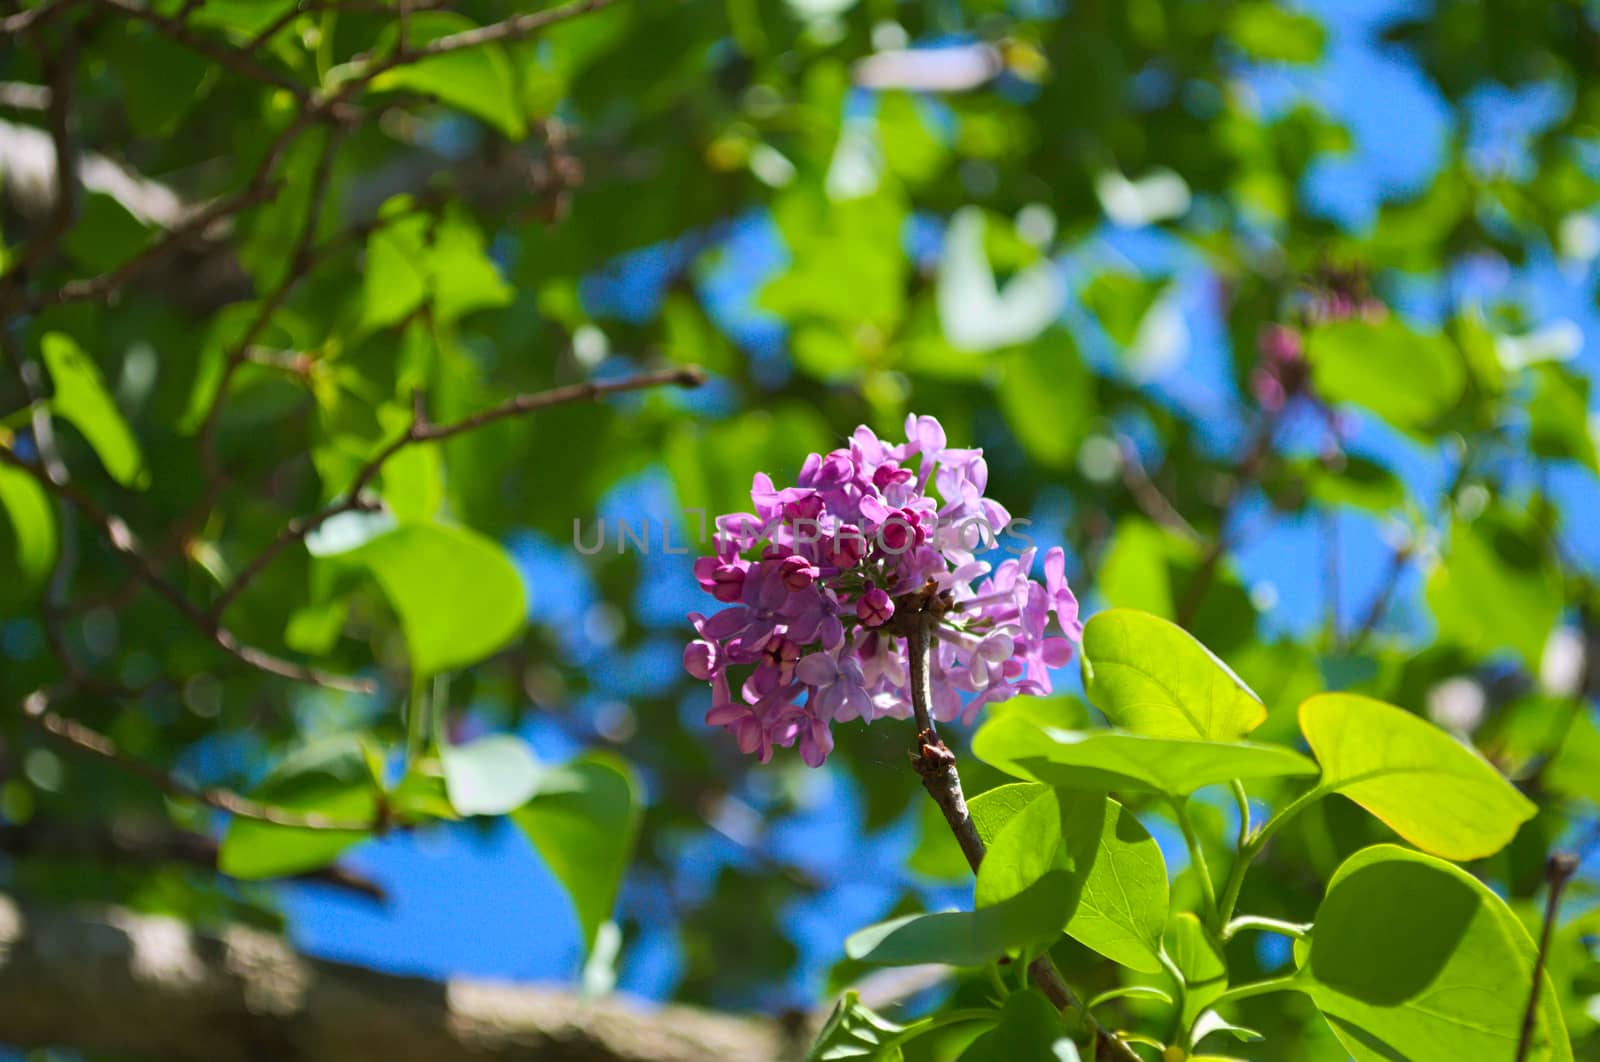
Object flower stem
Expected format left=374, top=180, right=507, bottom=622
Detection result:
left=900, top=610, right=1140, bottom=1062
left=1206, top=973, right=1302, bottom=1009
left=1221, top=915, right=1311, bottom=942
left=1171, top=797, right=1219, bottom=929
left=1216, top=783, right=1328, bottom=925
left=405, top=670, right=429, bottom=767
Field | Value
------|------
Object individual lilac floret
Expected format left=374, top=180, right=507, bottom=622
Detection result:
left=684, top=413, right=1083, bottom=766
left=857, top=587, right=894, bottom=628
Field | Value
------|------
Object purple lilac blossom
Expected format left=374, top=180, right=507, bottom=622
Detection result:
left=684, top=413, right=1082, bottom=766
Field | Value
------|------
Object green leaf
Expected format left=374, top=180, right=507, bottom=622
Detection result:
left=1299, top=693, right=1536, bottom=860
left=512, top=755, right=640, bottom=953
left=368, top=14, right=527, bottom=139
left=974, top=716, right=1317, bottom=797
left=1425, top=514, right=1563, bottom=672
left=1081, top=609, right=1266, bottom=741
left=441, top=734, right=542, bottom=817
left=361, top=209, right=431, bottom=331
left=380, top=439, right=443, bottom=523
left=218, top=735, right=376, bottom=879
left=1528, top=364, right=1599, bottom=474
left=1306, top=318, right=1464, bottom=431
left=807, top=991, right=906, bottom=1062
left=1191, top=1010, right=1263, bottom=1049
left=977, top=787, right=1168, bottom=973
left=845, top=873, right=1074, bottom=967
left=429, top=211, right=515, bottom=322
left=956, top=989, right=1067, bottom=1061
left=1087, top=985, right=1173, bottom=1009
left=996, top=329, right=1091, bottom=468
left=1167, top=912, right=1227, bottom=1027
left=41, top=333, right=149, bottom=489
left=359, top=203, right=511, bottom=331
left=970, top=781, right=1051, bottom=846
left=1298, top=455, right=1408, bottom=513
left=388, top=760, right=459, bottom=821
left=1300, top=845, right=1572, bottom=1062
left=1229, top=3, right=1327, bottom=64
left=1082, top=270, right=1166, bottom=348
left=343, top=522, right=526, bottom=676
left=0, top=462, right=56, bottom=588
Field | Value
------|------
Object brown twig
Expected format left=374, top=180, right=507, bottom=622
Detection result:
left=3, top=18, right=79, bottom=283
left=0, top=446, right=371, bottom=692
left=197, top=124, right=345, bottom=482
left=22, top=690, right=375, bottom=831
left=1116, top=434, right=1202, bottom=545
left=897, top=605, right=1140, bottom=1062
left=33, top=105, right=321, bottom=310
left=209, top=364, right=708, bottom=617
left=348, top=0, right=622, bottom=78
left=1515, top=851, right=1578, bottom=1062
left=1345, top=542, right=1411, bottom=651
left=0, top=0, right=65, bottom=35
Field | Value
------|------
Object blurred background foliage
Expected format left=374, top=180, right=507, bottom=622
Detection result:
left=2, top=0, right=1599, bottom=1058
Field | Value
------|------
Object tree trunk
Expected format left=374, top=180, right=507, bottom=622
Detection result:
left=0, top=893, right=788, bottom=1062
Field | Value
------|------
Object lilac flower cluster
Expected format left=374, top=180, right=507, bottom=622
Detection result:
left=684, top=414, right=1081, bottom=767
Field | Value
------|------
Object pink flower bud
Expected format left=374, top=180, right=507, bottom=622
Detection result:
left=779, top=554, right=818, bottom=591
left=857, top=587, right=894, bottom=628
left=828, top=525, right=866, bottom=567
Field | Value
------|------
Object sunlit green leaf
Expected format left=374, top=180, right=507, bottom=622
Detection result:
left=974, top=716, right=1317, bottom=796
left=845, top=872, right=1073, bottom=967
left=1299, top=693, right=1535, bottom=860
left=343, top=522, right=526, bottom=676
left=1425, top=513, right=1563, bottom=672
left=1299, top=845, right=1571, bottom=1061
left=0, top=462, right=56, bottom=588
left=976, top=787, right=1168, bottom=972
left=42, top=333, right=149, bottom=489
left=1081, top=608, right=1266, bottom=741
left=1306, top=318, right=1464, bottom=431
left=368, top=14, right=527, bottom=139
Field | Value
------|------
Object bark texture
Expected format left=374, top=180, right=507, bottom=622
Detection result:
left=0, top=893, right=788, bottom=1062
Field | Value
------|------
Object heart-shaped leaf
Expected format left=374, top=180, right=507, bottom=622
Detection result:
left=1299, top=693, right=1536, bottom=860
left=845, top=872, right=1073, bottom=968
left=1081, top=609, right=1265, bottom=741
left=976, top=787, right=1168, bottom=972
left=974, top=716, right=1317, bottom=796
left=512, top=754, right=639, bottom=954
left=1299, top=845, right=1571, bottom=1061
left=343, top=522, right=526, bottom=676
